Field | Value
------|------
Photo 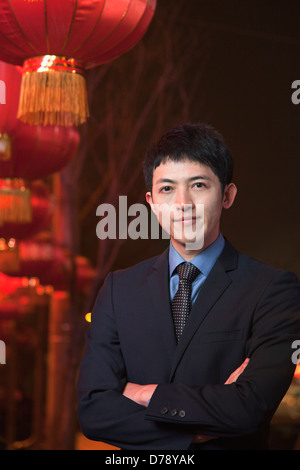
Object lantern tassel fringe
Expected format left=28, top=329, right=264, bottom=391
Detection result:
left=0, top=186, right=32, bottom=226
left=17, top=71, right=89, bottom=127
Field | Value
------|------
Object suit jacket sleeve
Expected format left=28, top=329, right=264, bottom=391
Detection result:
left=145, top=269, right=300, bottom=437
left=77, top=272, right=194, bottom=450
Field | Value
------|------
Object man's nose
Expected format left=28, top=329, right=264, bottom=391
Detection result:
left=174, top=188, right=193, bottom=209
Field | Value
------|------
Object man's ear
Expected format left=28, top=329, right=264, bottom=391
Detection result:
left=146, top=191, right=156, bottom=214
left=222, top=183, right=237, bottom=209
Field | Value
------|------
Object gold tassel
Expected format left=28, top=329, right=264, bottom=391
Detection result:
left=0, top=133, right=11, bottom=161
left=0, top=179, right=32, bottom=226
left=17, top=56, right=90, bottom=127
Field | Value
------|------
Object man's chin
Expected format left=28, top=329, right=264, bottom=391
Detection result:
left=171, top=236, right=205, bottom=252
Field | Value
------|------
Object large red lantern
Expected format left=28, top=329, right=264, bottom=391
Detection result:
left=0, top=0, right=156, bottom=126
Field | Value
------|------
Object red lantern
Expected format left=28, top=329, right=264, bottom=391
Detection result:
left=7, top=233, right=68, bottom=279
left=0, top=232, right=96, bottom=292
left=0, top=0, right=156, bottom=126
left=0, top=61, right=80, bottom=179
left=1, top=122, right=80, bottom=181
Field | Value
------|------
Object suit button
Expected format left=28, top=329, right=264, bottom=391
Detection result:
left=170, top=409, right=178, bottom=416
left=179, top=410, right=186, bottom=418
left=160, top=407, right=168, bottom=415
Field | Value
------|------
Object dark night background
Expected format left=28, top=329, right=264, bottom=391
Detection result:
left=76, top=0, right=300, bottom=294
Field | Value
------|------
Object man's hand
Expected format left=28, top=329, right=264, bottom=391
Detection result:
left=122, top=382, right=157, bottom=407
left=224, top=357, right=250, bottom=384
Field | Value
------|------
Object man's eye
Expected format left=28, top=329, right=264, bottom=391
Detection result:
left=193, top=182, right=205, bottom=189
left=160, top=186, right=172, bottom=192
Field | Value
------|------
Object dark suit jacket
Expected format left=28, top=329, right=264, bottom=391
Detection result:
left=77, top=240, right=300, bottom=450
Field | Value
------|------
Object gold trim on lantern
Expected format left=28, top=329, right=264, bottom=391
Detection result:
left=22, top=55, right=86, bottom=75
left=0, top=133, right=11, bottom=161
left=17, top=55, right=89, bottom=127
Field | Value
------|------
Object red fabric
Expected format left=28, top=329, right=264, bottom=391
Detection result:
left=0, top=0, right=156, bottom=68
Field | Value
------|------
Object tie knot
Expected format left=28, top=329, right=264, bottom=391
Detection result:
left=176, top=263, right=199, bottom=283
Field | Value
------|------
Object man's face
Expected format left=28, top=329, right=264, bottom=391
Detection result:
left=146, top=158, right=236, bottom=259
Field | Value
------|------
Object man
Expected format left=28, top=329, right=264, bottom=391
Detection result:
left=77, top=123, right=300, bottom=450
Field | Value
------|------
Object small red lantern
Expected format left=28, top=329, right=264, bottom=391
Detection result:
left=0, top=0, right=156, bottom=126
left=0, top=232, right=96, bottom=292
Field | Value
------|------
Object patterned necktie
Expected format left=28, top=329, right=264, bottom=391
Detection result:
left=171, top=262, right=200, bottom=342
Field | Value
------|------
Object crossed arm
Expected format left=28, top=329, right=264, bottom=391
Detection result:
left=122, top=358, right=250, bottom=406
left=123, top=358, right=250, bottom=443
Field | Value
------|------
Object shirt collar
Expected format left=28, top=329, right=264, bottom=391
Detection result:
left=169, top=233, right=225, bottom=278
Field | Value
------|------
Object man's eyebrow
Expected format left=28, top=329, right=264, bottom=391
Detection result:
left=155, top=178, right=176, bottom=185
left=155, top=175, right=211, bottom=185
left=188, top=175, right=211, bottom=181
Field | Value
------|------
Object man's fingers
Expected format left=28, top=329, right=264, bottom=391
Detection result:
left=224, top=358, right=250, bottom=384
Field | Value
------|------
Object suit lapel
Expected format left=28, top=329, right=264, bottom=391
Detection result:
left=146, top=249, right=177, bottom=363
left=169, top=240, right=239, bottom=381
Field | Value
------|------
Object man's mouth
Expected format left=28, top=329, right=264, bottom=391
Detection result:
left=173, top=216, right=201, bottom=225
left=173, top=216, right=201, bottom=223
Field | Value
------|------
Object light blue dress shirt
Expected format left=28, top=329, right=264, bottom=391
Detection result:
left=169, top=233, right=225, bottom=306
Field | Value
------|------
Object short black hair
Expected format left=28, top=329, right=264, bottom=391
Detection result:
left=143, top=122, right=233, bottom=192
